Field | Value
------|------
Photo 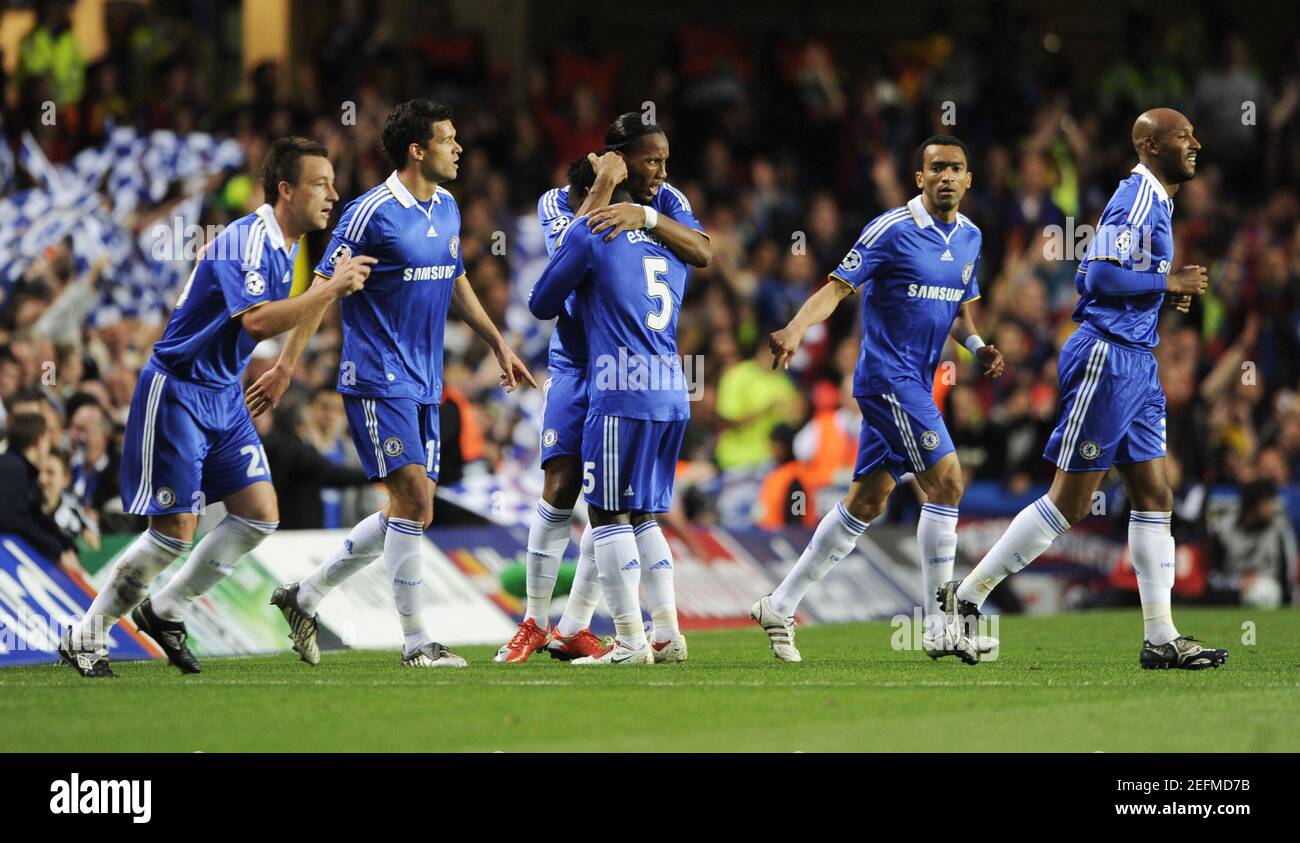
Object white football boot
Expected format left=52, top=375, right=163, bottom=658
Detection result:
left=651, top=633, right=689, bottom=663
left=751, top=595, right=801, bottom=662
left=572, top=637, right=654, bottom=665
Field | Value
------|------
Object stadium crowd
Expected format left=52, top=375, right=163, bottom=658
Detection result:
left=1, top=0, right=1296, bottom=606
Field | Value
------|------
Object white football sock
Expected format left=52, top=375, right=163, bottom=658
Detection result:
left=957, top=496, right=1068, bottom=608
left=917, top=503, right=959, bottom=637
left=524, top=500, right=573, bottom=627
left=73, top=529, right=191, bottom=648
left=634, top=520, right=678, bottom=643
left=385, top=517, right=431, bottom=652
left=771, top=502, right=867, bottom=618
left=1129, top=511, right=1179, bottom=645
left=556, top=523, right=599, bottom=636
left=151, top=516, right=277, bottom=621
left=298, top=512, right=388, bottom=614
left=592, top=524, right=644, bottom=647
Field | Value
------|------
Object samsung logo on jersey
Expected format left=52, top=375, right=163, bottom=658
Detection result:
left=402, top=265, right=457, bottom=281
left=907, top=284, right=963, bottom=301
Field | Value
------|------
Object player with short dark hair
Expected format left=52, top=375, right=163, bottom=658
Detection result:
left=495, top=114, right=711, bottom=664
left=62, top=137, right=374, bottom=678
left=753, top=135, right=1004, bottom=663
left=528, top=168, right=693, bottom=665
left=940, top=109, right=1229, bottom=670
left=262, top=99, right=536, bottom=669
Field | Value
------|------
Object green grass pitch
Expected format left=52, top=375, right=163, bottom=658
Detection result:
left=2, top=608, right=1295, bottom=752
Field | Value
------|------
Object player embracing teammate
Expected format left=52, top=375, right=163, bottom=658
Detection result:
left=496, top=114, right=710, bottom=664
left=527, top=152, right=698, bottom=665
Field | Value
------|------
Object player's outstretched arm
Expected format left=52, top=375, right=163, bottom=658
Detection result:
left=769, top=277, right=854, bottom=370
left=948, top=301, right=1004, bottom=379
left=451, top=273, right=538, bottom=393
left=241, top=254, right=374, bottom=342
left=245, top=264, right=367, bottom=416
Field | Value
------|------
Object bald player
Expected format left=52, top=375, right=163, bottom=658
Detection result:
left=940, top=109, right=1229, bottom=670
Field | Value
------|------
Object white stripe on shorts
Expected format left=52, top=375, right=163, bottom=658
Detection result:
left=1058, top=339, right=1109, bottom=470
left=129, top=372, right=167, bottom=514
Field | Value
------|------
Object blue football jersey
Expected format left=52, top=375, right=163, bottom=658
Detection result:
left=316, top=172, right=466, bottom=404
left=152, top=204, right=298, bottom=387
left=1073, top=164, right=1174, bottom=348
left=830, top=196, right=982, bottom=396
left=529, top=221, right=690, bottom=422
left=536, top=182, right=704, bottom=375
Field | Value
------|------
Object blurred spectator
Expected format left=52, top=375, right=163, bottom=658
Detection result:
left=17, top=0, right=86, bottom=109
left=714, top=341, right=802, bottom=470
left=300, top=386, right=363, bottom=529
left=66, top=398, right=122, bottom=517
left=1207, top=480, right=1297, bottom=607
left=40, top=446, right=99, bottom=551
left=0, top=413, right=76, bottom=563
left=261, top=395, right=372, bottom=530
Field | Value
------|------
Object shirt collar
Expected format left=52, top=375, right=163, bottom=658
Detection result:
left=254, top=204, right=290, bottom=252
left=907, top=195, right=962, bottom=229
left=385, top=171, right=416, bottom=208
left=1131, top=163, right=1170, bottom=204
left=385, top=171, right=443, bottom=208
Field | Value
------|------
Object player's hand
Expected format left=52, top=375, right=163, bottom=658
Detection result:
left=494, top=344, right=539, bottom=393
left=976, top=344, right=1005, bottom=378
left=245, top=364, right=292, bottom=417
left=330, top=254, right=377, bottom=298
left=1166, top=265, right=1208, bottom=296
left=769, top=325, right=804, bottom=370
left=588, top=203, right=647, bottom=241
left=1167, top=292, right=1192, bottom=313
left=588, top=151, right=628, bottom=185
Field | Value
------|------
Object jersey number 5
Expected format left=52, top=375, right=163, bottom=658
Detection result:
left=643, top=256, right=672, bottom=332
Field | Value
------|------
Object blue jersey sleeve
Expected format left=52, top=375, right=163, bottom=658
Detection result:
left=530, top=220, right=592, bottom=319
left=1085, top=181, right=1159, bottom=272
left=539, top=188, right=575, bottom=257
left=315, top=194, right=383, bottom=278
left=656, top=183, right=705, bottom=234
left=221, top=224, right=275, bottom=318
left=828, top=209, right=905, bottom=290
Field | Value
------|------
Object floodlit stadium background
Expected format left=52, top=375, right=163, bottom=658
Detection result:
left=1, top=0, right=1297, bottom=663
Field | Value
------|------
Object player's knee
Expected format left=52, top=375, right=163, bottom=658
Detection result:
left=149, top=513, right=197, bottom=543
left=926, top=475, right=964, bottom=507
left=1051, top=496, right=1091, bottom=526
left=542, top=459, right=582, bottom=507
left=844, top=497, right=885, bottom=524
left=387, top=475, right=432, bottom=524
left=242, top=500, right=279, bottom=524
left=1132, top=484, right=1174, bottom=513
